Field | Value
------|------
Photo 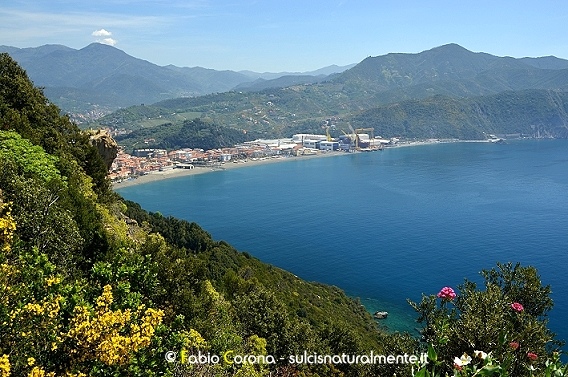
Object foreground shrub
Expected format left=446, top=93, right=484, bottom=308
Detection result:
left=409, top=262, right=564, bottom=377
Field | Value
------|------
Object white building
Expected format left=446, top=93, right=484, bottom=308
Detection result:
left=292, top=134, right=327, bottom=143
left=302, top=139, right=320, bottom=149
left=319, top=141, right=339, bottom=151
left=219, top=154, right=232, bottom=162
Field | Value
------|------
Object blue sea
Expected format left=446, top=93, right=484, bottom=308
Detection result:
left=117, top=140, right=568, bottom=348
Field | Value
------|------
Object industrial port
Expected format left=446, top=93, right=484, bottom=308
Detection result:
left=109, top=129, right=395, bottom=183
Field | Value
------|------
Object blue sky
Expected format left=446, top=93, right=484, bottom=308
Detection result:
left=1, top=0, right=568, bottom=72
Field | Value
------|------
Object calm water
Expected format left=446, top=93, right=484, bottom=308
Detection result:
left=117, top=140, right=568, bottom=346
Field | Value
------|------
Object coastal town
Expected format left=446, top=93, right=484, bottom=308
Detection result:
left=109, top=132, right=397, bottom=183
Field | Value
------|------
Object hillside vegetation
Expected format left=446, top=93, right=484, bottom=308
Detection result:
left=0, top=51, right=417, bottom=377
left=1, top=53, right=567, bottom=377
left=352, top=90, right=568, bottom=139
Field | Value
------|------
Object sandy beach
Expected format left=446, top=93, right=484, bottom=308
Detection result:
left=112, top=150, right=350, bottom=189
left=112, top=139, right=483, bottom=189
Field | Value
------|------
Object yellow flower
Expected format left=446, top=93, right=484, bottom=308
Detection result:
left=27, top=357, right=35, bottom=366
left=28, top=366, right=45, bottom=377
left=66, top=285, right=164, bottom=365
left=0, top=202, right=16, bottom=252
left=96, top=285, right=113, bottom=308
left=45, top=276, right=61, bottom=287
left=23, top=303, right=43, bottom=315
left=0, top=354, right=10, bottom=377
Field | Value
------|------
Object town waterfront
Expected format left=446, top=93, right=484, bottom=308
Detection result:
left=116, top=139, right=568, bottom=346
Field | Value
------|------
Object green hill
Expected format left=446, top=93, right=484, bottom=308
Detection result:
left=114, top=118, right=263, bottom=151
left=351, top=90, right=568, bottom=139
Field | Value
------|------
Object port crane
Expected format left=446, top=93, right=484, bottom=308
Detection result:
left=341, top=125, right=357, bottom=151
left=325, top=126, right=332, bottom=142
left=355, top=127, right=374, bottom=140
left=339, top=125, right=379, bottom=151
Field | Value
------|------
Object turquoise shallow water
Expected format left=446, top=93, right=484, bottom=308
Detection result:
left=117, top=140, right=568, bottom=346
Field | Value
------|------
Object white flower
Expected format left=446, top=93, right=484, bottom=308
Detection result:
left=454, top=353, right=472, bottom=367
left=474, top=350, right=488, bottom=359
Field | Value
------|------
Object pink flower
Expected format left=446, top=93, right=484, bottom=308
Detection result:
left=509, top=341, right=520, bottom=350
left=511, top=302, right=524, bottom=312
left=437, top=286, right=456, bottom=300
left=527, top=352, right=538, bottom=361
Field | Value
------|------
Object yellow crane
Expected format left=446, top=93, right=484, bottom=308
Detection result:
left=340, top=125, right=358, bottom=151
left=325, top=126, right=332, bottom=142
left=341, top=125, right=377, bottom=150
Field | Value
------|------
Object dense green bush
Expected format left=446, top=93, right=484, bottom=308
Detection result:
left=409, top=262, right=564, bottom=376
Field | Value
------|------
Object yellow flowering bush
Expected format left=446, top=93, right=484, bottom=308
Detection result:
left=0, top=355, right=10, bottom=377
left=66, top=284, right=164, bottom=366
left=0, top=208, right=165, bottom=375
left=27, top=365, right=56, bottom=377
left=0, top=200, right=16, bottom=252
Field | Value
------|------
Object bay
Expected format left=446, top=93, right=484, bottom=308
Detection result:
left=117, top=140, right=568, bottom=346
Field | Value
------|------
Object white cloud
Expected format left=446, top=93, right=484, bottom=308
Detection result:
left=92, top=28, right=112, bottom=37
left=0, top=8, right=168, bottom=53
left=92, top=29, right=117, bottom=46
left=99, top=37, right=118, bottom=46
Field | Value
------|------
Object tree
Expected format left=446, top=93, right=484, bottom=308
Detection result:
left=0, top=53, right=110, bottom=196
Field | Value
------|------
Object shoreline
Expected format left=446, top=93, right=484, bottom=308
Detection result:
left=112, top=150, right=350, bottom=189
left=112, top=138, right=490, bottom=189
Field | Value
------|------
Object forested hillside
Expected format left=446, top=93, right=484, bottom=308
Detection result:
left=1, top=53, right=567, bottom=377
left=0, top=52, right=418, bottom=376
left=114, top=118, right=263, bottom=151
left=351, top=90, right=568, bottom=139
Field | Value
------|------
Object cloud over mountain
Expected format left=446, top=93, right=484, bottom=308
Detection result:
left=92, top=29, right=117, bottom=46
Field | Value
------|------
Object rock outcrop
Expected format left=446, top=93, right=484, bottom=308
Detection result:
left=374, top=311, right=388, bottom=319
left=87, top=129, right=119, bottom=171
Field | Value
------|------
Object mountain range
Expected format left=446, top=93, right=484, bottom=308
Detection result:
left=3, top=42, right=568, bottom=141
left=0, top=43, right=353, bottom=114
left=92, top=43, right=568, bottom=144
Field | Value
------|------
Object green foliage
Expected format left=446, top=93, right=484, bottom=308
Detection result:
left=409, top=263, right=563, bottom=377
left=481, top=263, right=554, bottom=319
left=0, top=146, right=111, bottom=275
left=0, top=53, right=110, bottom=196
left=0, top=131, right=62, bottom=183
left=0, top=54, right=113, bottom=272
left=114, top=118, right=260, bottom=151
left=123, top=200, right=214, bottom=252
